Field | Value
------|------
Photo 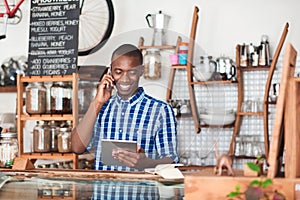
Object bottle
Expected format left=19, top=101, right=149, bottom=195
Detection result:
left=25, top=82, right=47, bottom=114
left=49, top=121, right=58, bottom=152
left=0, top=132, right=18, bottom=167
left=259, top=35, right=270, bottom=66
left=262, top=35, right=271, bottom=66
left=240, top=43, right=248, bottom=67
left=144, top=48, right=161, bottom=80
left=33, top=121, right=51, bottom=153
left=50, top=82, right=72, bottom=114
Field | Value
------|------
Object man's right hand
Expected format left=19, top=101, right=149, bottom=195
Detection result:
left=94, top=69, right=115, bottom=112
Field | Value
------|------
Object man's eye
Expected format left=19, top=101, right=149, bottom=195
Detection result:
left=115, top=70, right=122, bottom=74
left=129, top=71, right=137, bottom=75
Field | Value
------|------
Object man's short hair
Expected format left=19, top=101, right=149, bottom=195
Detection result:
left=111, top=44, right=143, bottom=65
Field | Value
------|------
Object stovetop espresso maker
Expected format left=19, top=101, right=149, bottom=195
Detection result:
left=146, top=10, right=170, bottom=46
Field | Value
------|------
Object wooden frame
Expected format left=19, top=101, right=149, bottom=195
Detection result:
left=267, top=43, right=297, bottom=178
left=17, top=74, right=79, bottom=169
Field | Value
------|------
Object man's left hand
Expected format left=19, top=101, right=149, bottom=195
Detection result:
left=112, top=147, right=146, bottom=170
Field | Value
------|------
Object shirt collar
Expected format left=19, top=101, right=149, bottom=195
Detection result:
left=114, top=87, right=145, bottom=106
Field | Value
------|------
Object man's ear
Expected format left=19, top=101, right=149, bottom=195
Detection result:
left=139, top=65, right=144, bottom=77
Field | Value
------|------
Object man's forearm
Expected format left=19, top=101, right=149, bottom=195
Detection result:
left=71, top=101, right=100, bottom=153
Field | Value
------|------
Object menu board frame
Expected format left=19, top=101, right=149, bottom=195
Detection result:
left=27, top=0, right=80, bottom=76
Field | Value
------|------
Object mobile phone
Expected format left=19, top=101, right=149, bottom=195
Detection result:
left=108, top=66, right=116, bottom=86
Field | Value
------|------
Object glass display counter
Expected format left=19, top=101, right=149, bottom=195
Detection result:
left=0, top=170, right=184, bottom=200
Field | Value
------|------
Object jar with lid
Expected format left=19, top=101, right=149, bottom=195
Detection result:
left=50, top=82, right=72, bottom=114
left=143, top=48, right=161, bottom=80
left=78, top=81, right=97, bottom=114
left=26, top=82, right=47, bottom=114
left=58, top=127, right=71, bottom=153
left=33, top=121, right=51, bottom=153
left=49, top=121, right=58, bottom=152
left=0, top=132, right=18, bottom=167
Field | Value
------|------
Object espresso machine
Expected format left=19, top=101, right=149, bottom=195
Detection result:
left=146, top=10, right=170, bottom=46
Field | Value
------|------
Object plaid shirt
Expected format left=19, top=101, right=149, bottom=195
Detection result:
left=91, top=180, right=160, bottom=200
left=92, top=87, right=178, bottom=171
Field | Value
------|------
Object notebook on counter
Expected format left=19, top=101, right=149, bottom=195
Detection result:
left=101, top=139, right=137, bottom=166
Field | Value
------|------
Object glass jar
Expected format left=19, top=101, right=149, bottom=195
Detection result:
left=50, top=82, right=72, bottom=114
left=33, top=121, right=51, bottom=153
left=49, top=121, right=58, bottom=152
left=78, top=81, right=97, bottom=114
left=58, top=127, right=71, bottom=153
left=25, top=82, right=47, bottom=114
left=144, top=48, right=161, bottom=80
left=0, top=132, right=18, bottom=168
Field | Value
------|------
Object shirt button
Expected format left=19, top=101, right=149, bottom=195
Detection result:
left=121, top=112, right=124, bottom=116
left=119, top=129, right=122, bottom=133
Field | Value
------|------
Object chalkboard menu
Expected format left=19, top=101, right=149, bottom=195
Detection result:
left=27, top=0, right=80, bottom=76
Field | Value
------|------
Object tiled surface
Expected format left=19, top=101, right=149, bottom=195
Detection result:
left=173, top=56, right=300, bottom=169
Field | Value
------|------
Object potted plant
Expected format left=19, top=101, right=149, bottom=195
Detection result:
left=227, top=158, right=286, bottom=200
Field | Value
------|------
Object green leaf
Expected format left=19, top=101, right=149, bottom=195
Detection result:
left=227, top=191, right=241, bottom=197
left=247, top=162, right=261, bottom=172
left=262, top=178, right=273, bottom=188
left=249, top=180, right=261, bottom=186
left=235, top=184, right=241, bottom=192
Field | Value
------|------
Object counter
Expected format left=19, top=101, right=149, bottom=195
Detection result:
left=0, top=169, right=184, bottom=200
left=184, top=168, right=300, bottom=200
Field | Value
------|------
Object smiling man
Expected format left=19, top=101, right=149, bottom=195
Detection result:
left=71, top=44, right=179, bottom=171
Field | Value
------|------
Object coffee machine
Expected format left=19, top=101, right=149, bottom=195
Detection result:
left=145, top=10, right=170, bottom=46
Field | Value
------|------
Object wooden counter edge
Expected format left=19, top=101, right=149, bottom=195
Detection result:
left=184, top=174, right=296, bottom=200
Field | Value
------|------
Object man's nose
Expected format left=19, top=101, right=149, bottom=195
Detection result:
left=119, top=73, right=130, bottom=82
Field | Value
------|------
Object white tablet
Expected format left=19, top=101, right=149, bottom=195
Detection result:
left=101, top=139, right=137, bottom=166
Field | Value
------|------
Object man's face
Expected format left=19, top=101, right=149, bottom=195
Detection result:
left=111, top=55, right=144, bottom=99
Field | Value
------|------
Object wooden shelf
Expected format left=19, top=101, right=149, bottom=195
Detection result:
left=236, top=112, right=264, bottom=116
left=139, top=45, right=176, bottom=50
left=20, top=114, right=74, bottom=121
left=191, top=80, right=236, bottom=85
left=20, top=75, right=74, bottom=82
left=199, top=123, right=235, bottom=128
left=0, top=86, right=17, bottom=93
left=21, top=153, right=77, bottom=160
left=138, top=37, right=177, bottom=51
left=238, top=66, right=270, bottom=71
left=170, top=65, right=187, bottom=69
left=233, top=155, right=265, bottom=160
left=38, top=197, right=74, bottom=200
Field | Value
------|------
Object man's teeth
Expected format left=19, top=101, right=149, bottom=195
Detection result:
left=120, top=85, right=130, bottom=90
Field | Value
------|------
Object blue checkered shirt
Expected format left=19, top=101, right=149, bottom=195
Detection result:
left=91, top=180, right=160, bottom=200
left=92, top=87, right=178, bottom=171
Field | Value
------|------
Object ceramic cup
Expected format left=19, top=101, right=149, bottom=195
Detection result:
left=169, top=54, right=179, bottom=65
left=179, top=53, right=187, bottom=65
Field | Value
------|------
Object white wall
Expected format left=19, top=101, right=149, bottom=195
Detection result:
left=0, top=0, right=299, bottom=112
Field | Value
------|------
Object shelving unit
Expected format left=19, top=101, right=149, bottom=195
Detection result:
left=16, top=73, right=79, bottom=169
left=268, top=43, right=297, bottom=178
left=139, top=6, right=237, bottom=133
left=138, top=7, right=202, bottom=133
left=166, top=6, right=201, bottom=133
left=229, top=23, right=289, bottom=160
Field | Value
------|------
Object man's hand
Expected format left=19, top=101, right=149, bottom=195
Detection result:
left=94, top=69, right=115, bottom=112
left=112, top=147, right=147, bottom=171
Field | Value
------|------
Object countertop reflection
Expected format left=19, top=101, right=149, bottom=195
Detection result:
left=0, top=170, right=184, bottom=200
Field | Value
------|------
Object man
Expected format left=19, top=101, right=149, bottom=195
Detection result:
left=72, top=44, right=178, bottom=171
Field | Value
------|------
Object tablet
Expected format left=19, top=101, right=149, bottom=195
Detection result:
left=101, top=139, right=137, bottom=166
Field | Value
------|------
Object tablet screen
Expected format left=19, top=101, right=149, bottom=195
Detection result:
left=101, top=139, right=137, bottom=166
